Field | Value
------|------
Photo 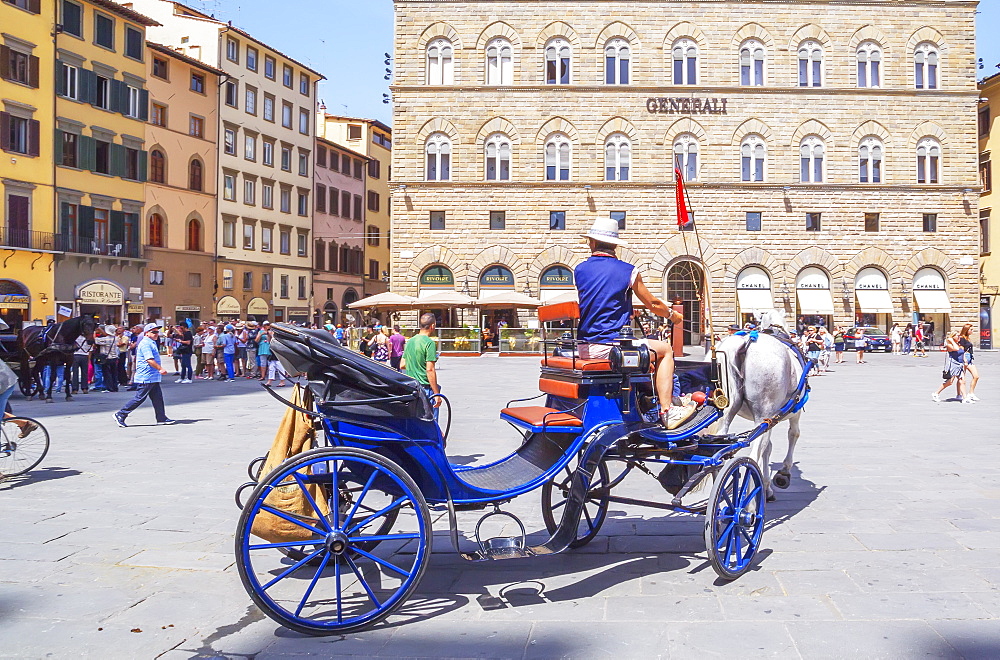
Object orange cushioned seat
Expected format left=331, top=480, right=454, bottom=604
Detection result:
left=542, top=356, right=613, bottom=372
left=500, top=406, right=583, bottom=427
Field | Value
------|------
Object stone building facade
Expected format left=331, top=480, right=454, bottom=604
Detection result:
left=390, top=0, right=980, bottom=342
left=978, top=73, right=998, bottom=349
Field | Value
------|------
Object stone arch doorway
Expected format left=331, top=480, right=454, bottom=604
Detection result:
left=664, top=260, right=705, bottom=346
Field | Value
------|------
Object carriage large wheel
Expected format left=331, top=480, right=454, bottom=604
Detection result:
left=541, top=448, right=611, bottom=549
left=0, top=416, right=49, bottom=477
left=236, top=447, right=431, bottom=636
left=704, top=456, right=766, bottom=580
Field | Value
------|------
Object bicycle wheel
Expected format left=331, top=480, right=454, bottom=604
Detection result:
left=0, top=417, right=50, bottom=478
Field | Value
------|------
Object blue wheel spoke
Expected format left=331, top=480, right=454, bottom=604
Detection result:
left=715, top=520, right=736, bottom=552
left=292, top=472, right=332, bottom=532
left=724, top=523, right=736, bottom=565
left=739, top=525, right=757, bottom=552
left=731, top=521, right=742, bottom=568
left=346, top=497, right=407, bottom=535
left=249, top=540, right=325, bottom=550
left=550, top=498, right=567, bottom=511
left=348, top=533, right=421, bottom=543
left=343, top=470, right=379, bottom=531
left=294, top=551, right=331, bottom=617
left=259, top=505, right=327, bottom=537
left=330, top=459, right=340, bottom=530
left=738, top=469, right=753, bottom=503
left=345, top=554, right=382, bottom=609
left=742, top=486, right=763, bottom=507
left=351, top=546, right=412, bottom=578
left=261, top=546, right=326, bottom=591
left=334, top=554, right=343, bottom=624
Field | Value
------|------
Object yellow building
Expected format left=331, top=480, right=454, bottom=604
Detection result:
left=50, top=0, right=158, bottom=326
left=0, top=0, right=56, bottom=329
left=319, top=114, right=392, bottom=297
left=143, top=41, right=221, bottom=326
left=980, top=75, right=999, bottom=349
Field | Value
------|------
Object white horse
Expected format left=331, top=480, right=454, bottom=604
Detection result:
left=714, top=310, right=805, bottom=500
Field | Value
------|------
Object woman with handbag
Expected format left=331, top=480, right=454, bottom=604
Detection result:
left=932, top=331, right=967, bottom=403
left=854, top=328, right=867, bottom=364
left=958, top=324, right=980, bottom=402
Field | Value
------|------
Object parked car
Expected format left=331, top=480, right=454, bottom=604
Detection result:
left=844, top=326, right=892, bottom=352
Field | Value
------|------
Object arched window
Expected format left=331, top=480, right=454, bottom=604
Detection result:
left=189, top=159, right=203, bottom=191
left=545, top=38, right=571, bottom=85
left=545, top=133, right=572, bottom=181
left=426, top=38, right=454, bottom=85
left=425, top=132, right=451, bottom=181
left=914, top=42, right=939, bottom=89
left=604, top=133, right=631, bottom=181
left=186, top=218, right=202, bottom=251
left=149, top=149, right=165, bottom=184
left=799, top=135, right=825, bottom=183
left=798, top=40, right=823, bottom=87
left=148, top=214, right=164, bottom=247
left=485, top=133, right=511, bottom=181
left=740, top=134, right=766, bottom=182
left=605, top=38, right=630, bottom=85
left=916, top=137, right=941, bottom=184
left=740, top=40, right=765, bottom=86
left=673, top=133, right=698, bottom=181
left=485, top=38, right=512, bottom=85
left=858, top=137, right=883, bottom=183
left=856, top=41, right=882, bottom=88
left=672, top=38, right=697, bottom=85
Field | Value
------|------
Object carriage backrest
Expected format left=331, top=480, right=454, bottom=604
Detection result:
left=271, top=324, right=435, bottom=422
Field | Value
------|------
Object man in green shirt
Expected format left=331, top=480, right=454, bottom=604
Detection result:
left=403, top=312, right=441, bottom=422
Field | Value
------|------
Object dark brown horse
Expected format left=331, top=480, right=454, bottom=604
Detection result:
left=17, top=316, right=98, bottom=402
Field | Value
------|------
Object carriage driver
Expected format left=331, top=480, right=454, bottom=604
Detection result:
left=575, top=217, right=697, bottom=430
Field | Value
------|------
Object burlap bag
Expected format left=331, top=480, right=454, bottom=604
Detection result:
left=251, top=385, right=331, bottom=543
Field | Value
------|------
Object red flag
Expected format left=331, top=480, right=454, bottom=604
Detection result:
left=674, top=168, right=690, bottom=227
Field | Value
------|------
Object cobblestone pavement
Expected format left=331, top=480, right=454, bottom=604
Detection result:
left=1, top=350, right=999, bottom=659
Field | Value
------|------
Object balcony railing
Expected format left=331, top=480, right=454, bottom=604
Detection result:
left=0, top=227, right=60, bottom=252
left=59, top=234, right=142, bottom=259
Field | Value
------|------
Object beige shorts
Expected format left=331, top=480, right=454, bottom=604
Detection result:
left=578, top=339, right=649, bottom=360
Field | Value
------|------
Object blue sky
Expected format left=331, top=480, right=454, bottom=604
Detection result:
left=195, top=0, right=999, bottom=126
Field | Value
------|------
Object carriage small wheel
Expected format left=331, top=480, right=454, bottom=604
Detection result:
left=704, top=456, right=766, bottom=580
left=540, top=447, right=612, bottom=549
left=235, top=446, right=431, bottom=636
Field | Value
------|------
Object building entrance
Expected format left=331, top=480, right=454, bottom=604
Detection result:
left=665, top=261, right=704, bottom=346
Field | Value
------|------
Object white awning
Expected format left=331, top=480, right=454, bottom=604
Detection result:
left=913, top=289, right=952, bottom=313
left=736, top=288, right=775, bottom=311
left=796, top=288, right=835, bottom=315
left=855, top=289, right=894, bottom=313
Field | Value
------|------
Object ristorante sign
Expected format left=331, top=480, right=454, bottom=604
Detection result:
left=646, top=97, right=728, bottom=115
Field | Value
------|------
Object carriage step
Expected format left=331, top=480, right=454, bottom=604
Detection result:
left=461, top=537, right=536, bottom=562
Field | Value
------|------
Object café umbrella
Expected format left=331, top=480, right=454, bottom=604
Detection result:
left=542, top=290, right=648, bottom=308
left=474, top=291, right=543, bottom=308
left=347, top=291, right=417, bottom=311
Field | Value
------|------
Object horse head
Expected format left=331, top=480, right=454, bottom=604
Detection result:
left=754, top=309, right=788, bottom=333
left=80, top=316, right=99, bottom=343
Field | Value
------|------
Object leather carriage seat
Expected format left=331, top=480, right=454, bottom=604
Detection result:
left=500, top=405, right=583, bottom=428
left=541, top=356, right=613, bottom=372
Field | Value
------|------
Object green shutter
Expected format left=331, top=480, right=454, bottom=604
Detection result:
left=55, top=61, right=66, bottom=97
left=109, top=210, right=125, bottom=244
left=79, top=135, right=96, bottom=171
left=54, top=130, right=63, bottom=165
left=138, top=89, right=149, bottom=121
left=109, top=79, right=124, bottom=113
left=78, top=205, right=95, bottom=240
left=138, top=149, right=148, bottom=182
left=80, top=69, right=96, bottom=105
left=59, top=202, right=73, bottom=235
left=110, top=143, right=126, bottom=177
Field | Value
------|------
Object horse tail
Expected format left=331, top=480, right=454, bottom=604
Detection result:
left=729, top=334, right=752, bottom=382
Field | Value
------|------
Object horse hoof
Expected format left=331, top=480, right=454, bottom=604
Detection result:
left=766, top=492, right=777, bottom=503
left=45, top=398, right=54, bottom=403
left=65, top=397, right=73, bottom=402
left=773, top=472, right=791, bottom=490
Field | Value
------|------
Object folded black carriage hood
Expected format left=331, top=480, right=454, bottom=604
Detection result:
left=270, top=323, right=433, bottom=422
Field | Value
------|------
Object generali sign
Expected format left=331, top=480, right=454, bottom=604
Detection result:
left=646, top=97, right=729, bottom=115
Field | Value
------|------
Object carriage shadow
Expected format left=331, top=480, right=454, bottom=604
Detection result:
left=0, top=466, right=81, bottom=490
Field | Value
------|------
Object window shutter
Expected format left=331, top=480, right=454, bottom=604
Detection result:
left=60, top=203, right=73, bottom=236
left=78, top=205, right=95, bottom=239
left=110, top=79, right=124, bottom=113
left=79, top=135, right=96, bottom=171
left=28, top=55, right=39, bottom=88
left=54, top=130, right=63, bottom=164
left=110, top=210, right=126, bottom=244
left=27, top=0, right=41, bottom=13
left=0, top=112, right=10, bottom=152
left=55, top=61, right=66, bottom=97
left=138, top=149, right=148, bottom=182
left=27, top=119, right=40, bottom=157
left=80, top=69, right=96, bottom=105
left=0, top=47, right=11, bottom=81
left=138, top=89, right=149, bottom=121
left=110, top=143, right=126, bottom=177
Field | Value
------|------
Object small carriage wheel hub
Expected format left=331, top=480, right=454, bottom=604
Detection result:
left=325, top=531, right=349, bottom=555
left=737, top=509, right=757, bottom=527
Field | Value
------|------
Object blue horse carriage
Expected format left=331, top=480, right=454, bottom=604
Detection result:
left=235, top=307, right=809, bottom=636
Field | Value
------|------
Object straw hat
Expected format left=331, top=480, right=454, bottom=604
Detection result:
left=582, top=216, right=627, bottom=246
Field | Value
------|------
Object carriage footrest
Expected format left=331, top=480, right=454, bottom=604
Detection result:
left=461, top=538, right=536, bottom=562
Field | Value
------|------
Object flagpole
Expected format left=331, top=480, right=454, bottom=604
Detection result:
left=673, top=159, right=715, bottom=353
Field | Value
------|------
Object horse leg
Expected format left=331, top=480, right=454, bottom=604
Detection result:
left=64, top=357, right=73, bottom=401
left=755, top=425, right=776, bottom=502
left=772, top=413, right=801, bottom=490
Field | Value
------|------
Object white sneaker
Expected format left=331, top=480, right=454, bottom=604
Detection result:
left=931, top=392, right=940, bottom=402
left=174, top=378, right=183, bottom=383
left=181, top=379, right=191, bottom=384
left=969, top=393, right=980, bottom=402
left=962, top=397, right=975, bottom=404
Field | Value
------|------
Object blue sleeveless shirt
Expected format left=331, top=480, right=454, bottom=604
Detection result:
left=575, top=255, right=635, bottom=343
